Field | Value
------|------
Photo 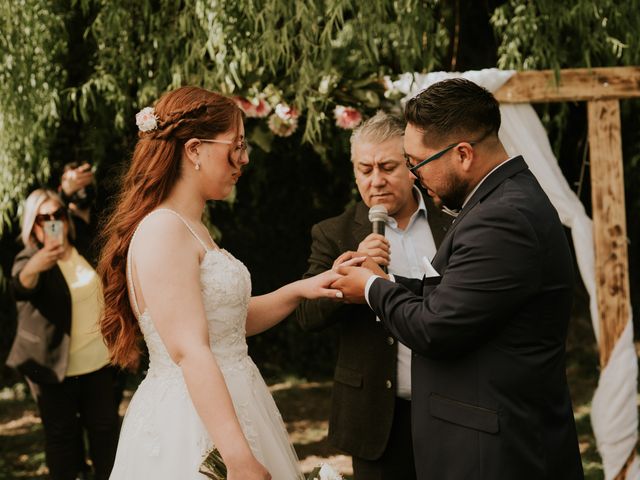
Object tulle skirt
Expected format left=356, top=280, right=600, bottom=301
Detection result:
left=109, top=357, right=304, bottom=480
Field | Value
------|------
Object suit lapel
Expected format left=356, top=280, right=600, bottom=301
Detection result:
left=352, top=201, right=373, bottom=244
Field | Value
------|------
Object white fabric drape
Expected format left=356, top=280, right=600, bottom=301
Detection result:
left=389, top=68, right=638, bottom=479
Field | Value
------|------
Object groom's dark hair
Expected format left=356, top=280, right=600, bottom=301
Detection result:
left=404, top=78, right=501, bottom=146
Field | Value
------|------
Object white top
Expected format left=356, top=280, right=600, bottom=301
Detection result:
left=383, top=188, right=437, bottom=399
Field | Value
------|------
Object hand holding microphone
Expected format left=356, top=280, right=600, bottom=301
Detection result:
left=328, top=205, right=391, bottom=303
left=331, top=205, right=390, bottom=269
left=364, top=205, right=390, bottom=272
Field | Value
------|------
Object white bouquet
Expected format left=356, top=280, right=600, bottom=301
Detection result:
left=306, top=462, right=343, bottom=480
left=200, top=451, right=342, bottom=480
left=199, top=447, right=226, bottom=480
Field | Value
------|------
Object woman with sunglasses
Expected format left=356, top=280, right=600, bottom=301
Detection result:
left=6, top=188, right=120, bottom=480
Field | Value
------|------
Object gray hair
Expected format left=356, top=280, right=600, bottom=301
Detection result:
left=350, top=110, right=405, bottom=159
left=21, top=189, right=73, bottom=248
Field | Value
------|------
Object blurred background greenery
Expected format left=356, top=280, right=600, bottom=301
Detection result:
left=1, top=0, right=639, bottom=385
left=1, top=1, right=639, bottom=477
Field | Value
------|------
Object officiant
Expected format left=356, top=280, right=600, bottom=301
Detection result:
left=296, top=111, right=451, bottom=480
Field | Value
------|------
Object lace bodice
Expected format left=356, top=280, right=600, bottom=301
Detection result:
left=128, top=210, right=253, bottom=380
left=139, top=249, right=252, bottom=380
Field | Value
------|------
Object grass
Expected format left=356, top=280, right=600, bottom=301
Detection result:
left=0, top=388, right=48, bottom=479
left=0, top=332, right=636, bottom=479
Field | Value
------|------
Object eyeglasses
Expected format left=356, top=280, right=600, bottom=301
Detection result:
left=405, top=130, right=493, bottom=178
left=197, top=138, right=250, bottom=157
left=35, top=207, right=67, bottom=226
left=405, top=142, right=476, bottom=178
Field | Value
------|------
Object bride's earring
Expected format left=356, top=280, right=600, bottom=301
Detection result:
left=195, top=162, right=201, bottom=171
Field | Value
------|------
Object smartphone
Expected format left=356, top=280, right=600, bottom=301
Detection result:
left=43, top=220, right=64, bottom=247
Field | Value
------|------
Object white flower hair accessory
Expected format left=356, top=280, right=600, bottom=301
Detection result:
left=135, top=106, right=159, bottom=132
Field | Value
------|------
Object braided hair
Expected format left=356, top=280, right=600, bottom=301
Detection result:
left=97, top=86, right=243, bottom=368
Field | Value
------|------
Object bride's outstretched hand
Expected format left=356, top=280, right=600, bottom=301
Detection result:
left=299, top=269, right=345, bottom=300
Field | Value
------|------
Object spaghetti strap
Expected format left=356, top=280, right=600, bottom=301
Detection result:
left=126, top=208, right=215, bottom=318
left=155, top=208, right=212, bottom=251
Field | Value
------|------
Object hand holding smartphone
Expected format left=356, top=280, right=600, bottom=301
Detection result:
left=20, top=221, right=66, bottom=284
left=43, top=220, right=64, bottom=247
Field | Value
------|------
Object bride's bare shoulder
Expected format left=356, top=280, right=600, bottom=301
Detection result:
left=131, top=210, right=196, bottom=258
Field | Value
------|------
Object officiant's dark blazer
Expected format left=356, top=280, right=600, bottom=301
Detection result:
left=368, top=157, right=584, bottom=479
left=296, top=192, right=452, bottom=460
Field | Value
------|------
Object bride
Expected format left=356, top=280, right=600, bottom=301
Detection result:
left=98, top=86, right=342, bottom=479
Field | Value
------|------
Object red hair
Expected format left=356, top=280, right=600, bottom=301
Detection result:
left=97, top=86, right=243, bottom=368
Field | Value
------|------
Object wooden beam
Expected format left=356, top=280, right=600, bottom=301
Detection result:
left=615, top=451, right=637, bottom=480
left=495, top=67, right=640, bottom=103
left=588, top=99, right=632, bottom=369
left=588, top=98, right=636, bottom=479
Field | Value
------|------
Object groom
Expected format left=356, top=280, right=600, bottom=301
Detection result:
left=333, top=79, right=584, bottom=479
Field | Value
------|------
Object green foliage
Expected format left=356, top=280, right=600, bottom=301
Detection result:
left=0, top=1, right=67, bottom=233
left=3, top=1, right=640, bottom=233
left=491, top=0, right=640, bottom=70
left=72, top=0, right=450, bottom=140
left=491, top=0, right=640, bottom=210
left=1, top=0, right=640, bottom=378
left=0, top=0, right=454, bottom=231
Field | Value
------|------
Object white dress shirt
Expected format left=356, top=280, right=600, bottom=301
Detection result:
left=380, top=188, right=437, bottom=399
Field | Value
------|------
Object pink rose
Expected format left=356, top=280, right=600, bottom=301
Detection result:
left=233, top=96, right=272, bottom=118
left=253, top=98, right=272, bottom=118
left=267, top=114, right=298, bottom=137
left=334, top=105, right=362, bottom=130
left=232, top=96, right=258, bottom=117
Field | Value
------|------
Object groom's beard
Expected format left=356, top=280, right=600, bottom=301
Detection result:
left=439, top=171, right=470, bottom=212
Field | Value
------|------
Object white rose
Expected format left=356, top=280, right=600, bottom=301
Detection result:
left=318, top=463, right=342, bottom=480
left=135, top=106, right=158, bottom=132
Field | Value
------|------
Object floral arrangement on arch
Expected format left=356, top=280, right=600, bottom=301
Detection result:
left=226, top=74, right=423, bottom=151
left=232, top=94, right=362, bottom=138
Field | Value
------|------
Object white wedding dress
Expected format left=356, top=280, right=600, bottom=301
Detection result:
left=109, top=209, right=304, bottom=479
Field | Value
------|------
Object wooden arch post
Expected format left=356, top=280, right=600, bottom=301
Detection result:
left=495, top=66, right=640, bottom=479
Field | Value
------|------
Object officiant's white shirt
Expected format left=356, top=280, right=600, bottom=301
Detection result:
left=384, top=187, right=436, bottom=400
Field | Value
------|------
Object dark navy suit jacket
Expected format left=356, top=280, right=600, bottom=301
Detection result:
left=369, top=157, right=584, bottom=479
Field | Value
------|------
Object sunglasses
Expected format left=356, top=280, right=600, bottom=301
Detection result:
left=35, top=207, right=67, bottom=226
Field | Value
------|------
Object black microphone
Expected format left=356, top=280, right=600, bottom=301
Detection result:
left=368, top=205, right=389, bottom=273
